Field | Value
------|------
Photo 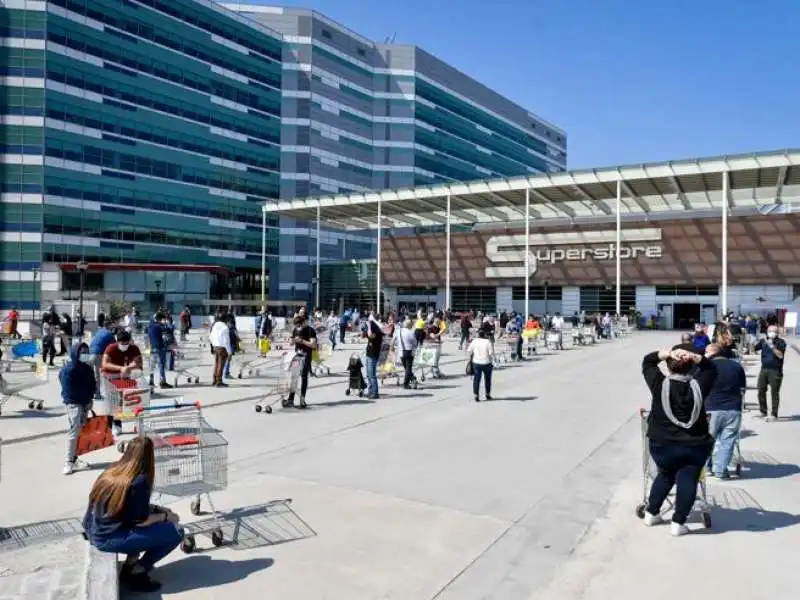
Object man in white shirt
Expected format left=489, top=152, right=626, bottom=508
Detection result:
left=209, top=312, right=232, bottom=387
left=394, top=319, right=418, bottom=388
left=467, top=329, right=495, bottom=402
left=551, top=313, right=565, bottom=330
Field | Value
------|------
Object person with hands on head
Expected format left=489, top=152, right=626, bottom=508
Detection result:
left=60, top=342, right=97, bottom=475
left=754, top=324, right=786, bottom=421
left=83, top=436, right=183, bottom=593
left=101, top=330, right=144, bottom=437
left=287, top=313, right=317, bottom=408
left=641, top=344, right=716, bottom=537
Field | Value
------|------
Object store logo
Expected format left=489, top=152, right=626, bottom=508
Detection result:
left=485, top=228, right=663, bottom=278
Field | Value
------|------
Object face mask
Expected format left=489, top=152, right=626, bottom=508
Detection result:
left=118, top=344, right=130, bottom=352
left=767, top=332, right=777, bottom=339
left=79, top=353, right=93, bottom=364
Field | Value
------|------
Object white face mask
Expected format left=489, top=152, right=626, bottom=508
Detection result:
left=767, top=331, right=777, bottom=339
left=118, top=344, right=130, bottom=352
left=79, top=353, right=93, bottom=364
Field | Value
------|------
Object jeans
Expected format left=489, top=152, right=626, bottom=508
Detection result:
left=95, top=522, right=183, bottom=570
left=339, top=323, right=347, bottom=344
left=153, top=349, right=167, bottom=383
left=224, top=354, right=232, bottom=378
left=65, top=403, right=88, bottom=464
left=329, top=329, right=337, bottom=351
left=757, top=368, right=782, bottom=417
left=459, top=329, right=469, bottom=349
left=646, top=439, right=712, bottom=525
left=472, top=362, right=493, bottom=397
left=365, top=356, right=378, bottom=397
left=707, top=410, right=742, bottom=476
left=93, top=355, right=103, bottom=400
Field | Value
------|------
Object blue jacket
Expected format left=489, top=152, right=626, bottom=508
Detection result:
left=59, top=343, right=97, bottom=406
left=148, top=321, right=165, bottom=351
left=692, top=334, right=710, bottom=351
left=89, top=327, right=115, bottom=355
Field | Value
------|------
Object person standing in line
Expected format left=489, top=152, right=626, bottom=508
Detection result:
left=223, top=313, right=240, bottom=380
left=287, top=313, right=317, bottom=408
left=754, top=325, right=786, bottom=421
left=60, top=342, right=97, bottom=475
left=641, top=346, right=716, bottom=536
left=5, top=307, right=21, bottom=339
left=691, top=323, right=711, bottom=352
left=60, top=312, right=73, bottom=354
left=178, top=306, right=191, bottom=341
left=338, top=309, right=351, bottom=344
left=394, top=318, right=417, bottom=389
left=704, top=343, right=746, bottom=478
left=325, top=310, right=338, bottom=351
left=147, top=312, right=172, bottom=389
left=208, top=313, right=232, bottom=388
left=467, top=329, right=495, bottom=402
left=100, top=330, right=143, bottom=441
left=89, top=313, right=116, bottom=400
left=364, top=313, right=384, bottom=399
left=458, top=312, right=472, bottom=351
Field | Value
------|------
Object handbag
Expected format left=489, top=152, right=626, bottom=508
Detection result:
left=465, top=359, right=474, bottom=376
left=76, top=411, right=114, bottom=456
left=258, top=338, right=271, bottom=354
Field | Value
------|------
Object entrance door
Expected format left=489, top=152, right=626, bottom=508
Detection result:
left=658, top=304, right=673, bottom=329
left=673, top=303, right=701, bottom=330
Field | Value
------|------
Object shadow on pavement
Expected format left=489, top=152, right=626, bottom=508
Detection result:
left=0, top=518, right=84, bottom=552
left=743, top=461, right=800, bottom=480
left=139, top=556, right=274, bottom=597
left=492, top=396, right=538, bottom=402
left=702, top=507, right=800, bottom=534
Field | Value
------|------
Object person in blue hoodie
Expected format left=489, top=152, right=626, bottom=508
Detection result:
left=147, top=312, right=173, bottom=389
left=89, top=313, right=116, bottom=400
left=60, top=342, right=97, bottom=475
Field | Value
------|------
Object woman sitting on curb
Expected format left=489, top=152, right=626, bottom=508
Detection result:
left=83, top=436, right=183, bottom=592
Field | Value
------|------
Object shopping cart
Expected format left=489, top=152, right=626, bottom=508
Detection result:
left=503, top=332, right=522, bottom=361
left=132, top=402, right=228, bottom=553
left=414, top=344, right=442, bottom=381
left=0, top=360, right=49, bottom=415
left=101, top=371, right=152, bottom=451
left=311, top=342, right=332, bottom=377
left=254, top=352, right=306, bottom=414
left=634, top=409, right=712, bottom=528
left=545, top=330, right=563, bottom=351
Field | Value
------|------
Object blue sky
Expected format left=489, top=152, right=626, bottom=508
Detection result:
left=240, top=0, right=799, bottom=169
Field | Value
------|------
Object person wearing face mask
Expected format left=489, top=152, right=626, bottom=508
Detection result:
left=754, top=325, right=786, bottom=421
left=102, top=331, right=144, bottom=437
left=60, top=342, right=98, bottom=475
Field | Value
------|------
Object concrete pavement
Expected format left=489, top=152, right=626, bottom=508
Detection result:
left=0, top=330, right=798, bottom=599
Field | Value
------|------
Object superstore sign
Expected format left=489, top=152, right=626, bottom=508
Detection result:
left=485, top=228, right=663, bottom=278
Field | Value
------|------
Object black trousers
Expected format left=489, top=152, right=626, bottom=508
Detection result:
left=757, top=368, right=783, bottom=417
left=339, top=324, right=347, bottom=343
left=401, top=350, right=414, bottom=387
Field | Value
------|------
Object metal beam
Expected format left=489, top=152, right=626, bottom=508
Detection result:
left=455, top=194, right=509, bottom=221
left=775, top=164, right=789, bottom=203
left=487, top=191, right=535, bottom=218
left=665, top=165, right=692, bottom=209
left=566, top=172, right=611, bottom=215
left=618, top=178, right=651, bottom=214
left=530, top=188, right=576, bottom=218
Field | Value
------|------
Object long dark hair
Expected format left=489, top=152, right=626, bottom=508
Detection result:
left=88, top=436, right=155, bottom=518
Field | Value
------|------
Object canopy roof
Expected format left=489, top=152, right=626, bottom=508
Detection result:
left=263, top=149, right=800, bottom=230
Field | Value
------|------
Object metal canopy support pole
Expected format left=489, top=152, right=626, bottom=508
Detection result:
left=615, top=179, right=622, bottom=316
left=315, top=205, right=321, bottom=308
left=524, top=188, right=530, bottom=319
left=445, top=191, right=451, bottom=311
left=260, top=207, right=266, bottom=305
left=721, top=171, right=729, bottom=315
left=376, top=197, right=382, bottom=314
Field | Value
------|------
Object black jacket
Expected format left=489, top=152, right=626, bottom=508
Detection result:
left=642, top=351, right=716, bottom=444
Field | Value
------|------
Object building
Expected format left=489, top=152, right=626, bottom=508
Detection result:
left=223, top=4, right=567, bottom=302
left=1, top=0, right=284, bottom=313
left=263, top=149, right=800, bottom=328
left=1, top=1, right=565, bottom=313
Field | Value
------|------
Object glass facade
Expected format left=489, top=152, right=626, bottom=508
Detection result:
left=1, top=2, right=566, bottom=310
left=1, top=0, right=282, bottom=310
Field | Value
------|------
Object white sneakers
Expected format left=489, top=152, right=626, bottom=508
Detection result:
left=643, top=512, right=690, bottom=536
left=670, top=522, right=690, bottom=537
left=643, top=512, right=663, bottom=526
left=63, top=462, right=75, bottom=476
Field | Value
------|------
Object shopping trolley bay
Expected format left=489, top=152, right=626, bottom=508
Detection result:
left=1, top=330, right=800, bottom=600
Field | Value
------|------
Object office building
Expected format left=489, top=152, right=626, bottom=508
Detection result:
left=1, top=0, right=283, bottom=312
left=224, top=4, right=567, bottom=302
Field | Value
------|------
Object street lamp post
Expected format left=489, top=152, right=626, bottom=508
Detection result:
left=77, top=260, right=88, bottom=337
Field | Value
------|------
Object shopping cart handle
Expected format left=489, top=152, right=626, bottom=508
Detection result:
left=132, top=399, right=201, bottom=414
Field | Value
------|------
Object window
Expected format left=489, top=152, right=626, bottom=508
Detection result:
left=511, top=286, right=563, bottom=301
left=579, top=286, right=636, bottom=314
left=357, top=48, right=366, bottom=57
left=451, top=287, right=496, bottom=313
left=655, top=285, right=719, bottom=296
left=321, top=29, right=332, bottom=39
